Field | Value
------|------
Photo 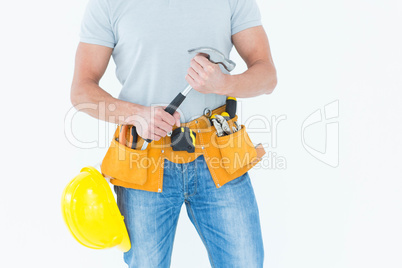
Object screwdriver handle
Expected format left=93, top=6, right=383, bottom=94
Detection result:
left=130, top=126, right=138, bottom=149
left=225, top=97, right=237, bottom=119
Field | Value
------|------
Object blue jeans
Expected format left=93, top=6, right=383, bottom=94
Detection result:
left=114, top=155, right=264, bottom=268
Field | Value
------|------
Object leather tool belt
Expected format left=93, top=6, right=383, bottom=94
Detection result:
left=101, top=104, right=266, bottom=192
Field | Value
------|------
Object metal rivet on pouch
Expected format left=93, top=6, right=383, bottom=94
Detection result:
left=201, top=146, right=204, bottom=150
left=161, top=150, right=164, bottom=153
left=198, top=130, right=200, bottom=133
left=158, top=189, right=161, bottom=192
left=195, top=120, right=198, bottom=124
left=217, top=184, right=221, bottom=187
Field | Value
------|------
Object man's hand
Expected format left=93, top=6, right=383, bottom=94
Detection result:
left=124, top=105, right=180, bottom=141
left=185, top=54, right=229, bottom=95
left=185, top=26, right=277, bottom=98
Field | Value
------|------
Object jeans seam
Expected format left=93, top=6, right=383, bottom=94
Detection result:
left=186, top=202, right=216, bottom=268
left=187, top=158, right=198, bottom=198
left=182, top=165, right=188, bottom=195
left=167, top=208, right=181, bottom=268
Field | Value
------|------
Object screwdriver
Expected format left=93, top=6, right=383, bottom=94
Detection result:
left=129, top=126, right=138, bottom=149
left=224, top=97, right=239, bottom=132
left=225, top=97, right=237, bottom=119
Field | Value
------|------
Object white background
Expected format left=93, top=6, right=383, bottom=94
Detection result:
left=1, top=0, right=401, bottom=267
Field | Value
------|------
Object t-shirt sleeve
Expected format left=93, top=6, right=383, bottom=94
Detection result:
left=79, top=0, right=116, bottom=48
left=230, top=0, right=262, bottom=35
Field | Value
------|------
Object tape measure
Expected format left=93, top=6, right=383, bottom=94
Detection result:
left=170, top=127, right=196, bottom=153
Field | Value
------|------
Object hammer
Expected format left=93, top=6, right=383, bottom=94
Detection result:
left=141, top=47, right=236, bottom=150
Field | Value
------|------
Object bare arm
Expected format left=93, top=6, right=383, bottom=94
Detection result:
left=70, top=42, right=180, bottom=140
left=186, top=26, right=277, bottom=98
left=70, top=42, right=136, bottom=124
left=227, top=26, right=277, bottom=97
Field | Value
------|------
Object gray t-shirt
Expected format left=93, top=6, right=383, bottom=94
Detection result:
left=80, top=0, right=262, bottom=122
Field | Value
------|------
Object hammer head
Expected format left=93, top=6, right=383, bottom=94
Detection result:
left=188, top=47, right=236, bottom=72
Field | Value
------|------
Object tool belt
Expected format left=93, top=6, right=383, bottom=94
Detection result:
left=101, top=104, right=266, bottom=193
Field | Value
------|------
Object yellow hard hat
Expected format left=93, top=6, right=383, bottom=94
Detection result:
left=61, top=166, right=131, bottom=252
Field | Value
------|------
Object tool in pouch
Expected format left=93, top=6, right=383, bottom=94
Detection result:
left=210, top=97, right=240, bottom=137
left=139, top=47, right=236, bottom=150
left=223, top=96, right=240, bottom=132
left=117, top=125, right=138, bottom=149
left=103, top=104, right=267, bottom=191
left=171, top=127, right=196, bottom=153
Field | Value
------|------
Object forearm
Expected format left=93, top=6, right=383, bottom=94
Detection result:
left=70, top=80, right=142, bottom=125
left=222, top=60, right=277, bottom=98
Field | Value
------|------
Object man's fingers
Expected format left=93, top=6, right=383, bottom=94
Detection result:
left=154, top=107, right=175, bottom=126
left=173, top=111, right=181, bottom=127
left=156, top=121, right=173, bottom=134
left=156, top=106, right=180, bottom=128
left=188, top=67, right=201, bottom=84
left=154, top=127, right=166, bottom=137
left=162, top=114, right=176, bottom=126
left=190, top=59, right=206, bottom=77
left=193, top=55, right=213, bottom=68
left=160, top=110, right=176, bottom=126
left=185, top=74, right=195, bottom=85
left=185, top=74, right=198, bottom=91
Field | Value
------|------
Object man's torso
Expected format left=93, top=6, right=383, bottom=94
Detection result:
left=110, top=0, right=234, bottom=121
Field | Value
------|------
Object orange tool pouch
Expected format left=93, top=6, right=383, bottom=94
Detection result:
left=101, top=105, right=266, bottom=192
